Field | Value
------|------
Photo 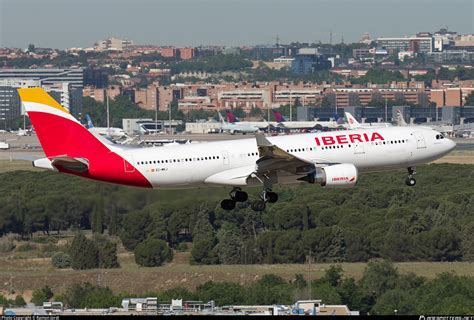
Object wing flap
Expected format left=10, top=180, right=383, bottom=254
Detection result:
left=255, top=134, right=315, bottom=175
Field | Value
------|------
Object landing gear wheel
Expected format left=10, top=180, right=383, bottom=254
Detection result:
left=266, top=192, right=278, bottom=203
left=234, top=190, right=248, bottom=202
left=405, top=177, right=416, bottom=186
left=221, top=199, right=236, bottom=210
left=406, top=167, right=416, bottom=187
left=251, top=200, right=266, bottom=212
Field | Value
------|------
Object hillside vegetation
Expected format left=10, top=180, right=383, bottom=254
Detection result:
left=0, top=163, right=473, bottom=264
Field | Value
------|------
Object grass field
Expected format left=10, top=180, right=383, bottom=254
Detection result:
left=0, top=159, right=41, bottom=172
left=1, top=249, right=474, bottom=298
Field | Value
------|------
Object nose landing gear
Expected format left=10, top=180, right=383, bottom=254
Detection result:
left=405, top=167, right=416, bottom=186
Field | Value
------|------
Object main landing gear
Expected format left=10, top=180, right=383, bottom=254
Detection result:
left=220, top=188, right=248, bottom=210
left=405, top=167, right=416, bottom=186
left=250, top=189, right=278, bottom=212
left=220, top=187, right=279, bottom=212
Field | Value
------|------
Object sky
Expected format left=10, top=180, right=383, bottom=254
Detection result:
left=0, top=0, right=473, bottom=49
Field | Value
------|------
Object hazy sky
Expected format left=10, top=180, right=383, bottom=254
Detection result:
left=0, top=0, right=473, bottom=49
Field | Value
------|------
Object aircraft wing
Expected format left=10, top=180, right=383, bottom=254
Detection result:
left=254, top=133, right=315, bottom=175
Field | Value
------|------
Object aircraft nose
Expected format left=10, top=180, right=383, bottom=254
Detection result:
left=446, top=138, right=456, bottom=151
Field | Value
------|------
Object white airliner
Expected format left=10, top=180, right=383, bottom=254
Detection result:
left=273, top=111, right=339, bottom=130
left=218, top=112, right=260, bottom=135
left=19, top=88, right=456, bottom=212
left=344, top=112, right=392, bottom=130
left=86, top=114, right=127, bottom=139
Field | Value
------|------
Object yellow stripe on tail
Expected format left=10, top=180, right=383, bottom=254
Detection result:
left=17, top=87, right=70, bottom=114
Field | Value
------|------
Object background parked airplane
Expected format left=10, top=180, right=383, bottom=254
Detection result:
left=273, top=111, right=339, bottom=130
left=86, top=114, right=127, bottom=139
left=344, top=112, right=392, bottom=130
left=219, top=112, right=260, bottom=134
left=225, top=111, right=271, bottom=130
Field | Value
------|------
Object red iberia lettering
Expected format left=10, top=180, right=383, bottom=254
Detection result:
left=336, top=135, right=348, bottom=144
left=371, top=132, right=385, bottom=141
left=349, top=134, right=363, bottom=143
left=322, top=136, right=335, bottom=145
left=316, top=132, right=385, bottom=147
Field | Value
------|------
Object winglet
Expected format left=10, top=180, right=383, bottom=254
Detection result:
left=256, top=133, right=273, bottom=147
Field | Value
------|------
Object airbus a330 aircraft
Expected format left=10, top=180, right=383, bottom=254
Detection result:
left=19, top=88, right=456, bottom=211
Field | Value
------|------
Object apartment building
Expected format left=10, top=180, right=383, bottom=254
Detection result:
left=376, top=37, right=433, bottom=53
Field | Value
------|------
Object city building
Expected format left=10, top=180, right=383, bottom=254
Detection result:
left=95, top=37, right=133, bottom=51
left=179, top=48, right=195, bottom=60
left=0, top=68, right=84, bottom=116
left=0, top=79, right=38, bottom=128
left=352, top=48, right=371, bottom=59
left=291, top=48, right=332, bottom=75
left=376, top=37, right=433, bottom=54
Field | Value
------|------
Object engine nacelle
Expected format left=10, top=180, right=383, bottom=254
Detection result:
left=317, top=163, right=358, bottom=188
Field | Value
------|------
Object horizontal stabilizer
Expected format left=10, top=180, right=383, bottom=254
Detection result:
left=51, top=156, right=89, bottom=173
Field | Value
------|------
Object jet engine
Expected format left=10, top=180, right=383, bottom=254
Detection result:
left=311, top=163, right=358, bottom=188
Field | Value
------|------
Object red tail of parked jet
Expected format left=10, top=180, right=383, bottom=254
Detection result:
left=273, top=111, right=286, bottom=122
left=225, top=111, right=239, bottom=123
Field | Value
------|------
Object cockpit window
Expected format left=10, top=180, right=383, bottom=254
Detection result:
left=435, top=134, right=445, bottom=140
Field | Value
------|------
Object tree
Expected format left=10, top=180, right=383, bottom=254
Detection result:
left=196, top=281, right=245, bottom=306
left=322, top=265, right=344, bottom=287
left=215, top=226, right=243, bottom=264
left=232, top=107, right=246, bottom=119
left=134, top=238, right=173, bottom=267
left=27, top=44, right=35, bottom=53
left=190, top=209, right=218, bottom=265
left=31, top=285, right=54, bottom=306
left=246, top=275, right=294, bottom=305
left=13, top=295, right=26, bottom=307
left=91, top=197, right=104, bottom=234
left=120, top=210, right=154, bottom=250
left=372, top=288, right=415, bottom=315
left=95, top=235, right=120, bottom=268
left=69, top=232, right=98, bottom=270
left=360, top=260, right=399, bottom=299
left=107, top=201, right=119, bottom=236
left=61, top=283, right=120, bottom=308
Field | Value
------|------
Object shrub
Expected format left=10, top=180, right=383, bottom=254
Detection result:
left=16, top=243, right=36, bottom=252
left=41, top=243, right=60, bottom=253
left=13, top=295, right=26, bottom=307
left=31, top=286, right=54, bottom=306
left=176, top=242, right=189, bottom=252
left=0, top=239, right=15, bottom=253
left=134, top=239, right=173, bottom=267
left=51, top=252, right=72, bottom=269
left=31, top=236, right=58, bottom=244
